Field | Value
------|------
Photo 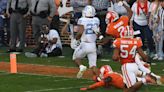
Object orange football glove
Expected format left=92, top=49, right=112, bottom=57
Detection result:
left=80, top=87, right=87, bottom=91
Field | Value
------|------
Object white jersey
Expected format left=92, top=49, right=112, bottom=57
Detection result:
left=45, top=29, right=62, bottom=53
left=131, top=2, right=151, bottom=26
left=77, top=17, right=100, bottom=43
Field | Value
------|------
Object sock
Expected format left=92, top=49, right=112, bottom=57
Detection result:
left=79, top=65, right=85, bottom=71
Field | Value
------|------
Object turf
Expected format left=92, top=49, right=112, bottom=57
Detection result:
left=0, top=47, right=164, bottom=92
left=0, top=47, right=119, bottom=68
left=0, top=72, right=164, bottom=92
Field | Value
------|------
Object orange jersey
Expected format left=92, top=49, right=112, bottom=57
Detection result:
left=113, top=38, right=143, bottom=65
left=104, top=72, right=124, bottom=89
left=106, top=16, right=129, bottom=38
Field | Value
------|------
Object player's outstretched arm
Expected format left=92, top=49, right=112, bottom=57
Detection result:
left=122, top=1, right=133, bottom=20
left=80, top=81, right=105, bottom=91
left=137, top=48, right=148, bottom=62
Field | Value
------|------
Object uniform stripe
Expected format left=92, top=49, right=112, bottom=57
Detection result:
left=124, top=64, right=132, bottom=87
left=122, top=64, right=131, bottom=88
left=123, top=64, right=132, bottom=88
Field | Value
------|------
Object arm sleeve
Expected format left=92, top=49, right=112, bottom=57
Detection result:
left=96, top=17, right=100, bottom=26
left=137, top=38, right=143, bottom=48
left=49, top=0, right=56, bottom=17
left=27, top=0, right=31, bottom=15
left=77, top=18, right=83, bottom=25
left=6, top=0, right=12, bottom=13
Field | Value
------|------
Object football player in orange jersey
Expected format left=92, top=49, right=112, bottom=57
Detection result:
left=105, top=11, right=129, bottom=38
left=112, top=26, right=156, bottom=92
left=105, top=1, right=132, bottom=39
left=80, top=65, right=124, bottom=91
left=97, top=2, right=132, bottom=46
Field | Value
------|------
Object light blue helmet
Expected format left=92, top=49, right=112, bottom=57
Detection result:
left=83, top=5, right=96, bottom=17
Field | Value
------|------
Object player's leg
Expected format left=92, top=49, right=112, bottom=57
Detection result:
left=73, top=45, right=87, bottom=78
left=87, top=51, right=99, bottom=77
left=122, top=63, right=143, bottom=92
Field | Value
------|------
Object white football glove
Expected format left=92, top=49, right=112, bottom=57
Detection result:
left=99, top=35, right=104, bottom=40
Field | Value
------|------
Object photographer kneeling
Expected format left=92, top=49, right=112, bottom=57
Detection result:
left=26, top=25, right=62, bottom=57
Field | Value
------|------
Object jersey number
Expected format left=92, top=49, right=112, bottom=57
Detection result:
left=120, top=45, right=137, bottom=58
left=86, top=23, right=98, bottom=34
left=118, top=26, right=128, bottom=37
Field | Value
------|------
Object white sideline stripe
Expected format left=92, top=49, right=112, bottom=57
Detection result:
left=19, top=72, right=90, bottom=80
left=0, top=71, right=91, bottom=80
left=0, top=61, right=77, bottom=69
left=25, top=86, right=83, bottom=92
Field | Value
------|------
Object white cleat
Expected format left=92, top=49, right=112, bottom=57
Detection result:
left=151, top=73, right=162, bottom=85
left=77, top=66, right=87, bottom=79
left=156, top=76, right=162, bottom=85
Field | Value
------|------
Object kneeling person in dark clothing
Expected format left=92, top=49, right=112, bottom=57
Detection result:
left=26, top=25, right=62, bottom=57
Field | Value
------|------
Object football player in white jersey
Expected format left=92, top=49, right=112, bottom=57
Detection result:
left=72, top=5, right=101, bottom=78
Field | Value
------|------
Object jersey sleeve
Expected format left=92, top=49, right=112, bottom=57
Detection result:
left=77, top=18, right=83, bottom=25
left=113, top=38, right=121, bottom=49
left=121, top=16, right=129, bottom=25
left=136, top=38, right=143, bottom=48
left=94, top=17, right=100, bottom=26
left=105, top=24, right=112, bottom=35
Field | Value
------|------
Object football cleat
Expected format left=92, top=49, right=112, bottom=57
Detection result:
left=100, top=65, right=113, bottom=75
left=77, top=65, right=87, bottom=78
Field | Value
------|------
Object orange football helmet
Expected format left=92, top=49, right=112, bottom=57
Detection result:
left=100, top=65, right=113, bottom=75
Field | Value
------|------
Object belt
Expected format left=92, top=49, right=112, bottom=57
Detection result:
left=30, top=11, right=49, bottom=18
left=30, top=11, right=39, bottom=16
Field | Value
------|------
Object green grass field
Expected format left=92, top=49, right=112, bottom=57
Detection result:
left=0, top=47, right=164, bottom=92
